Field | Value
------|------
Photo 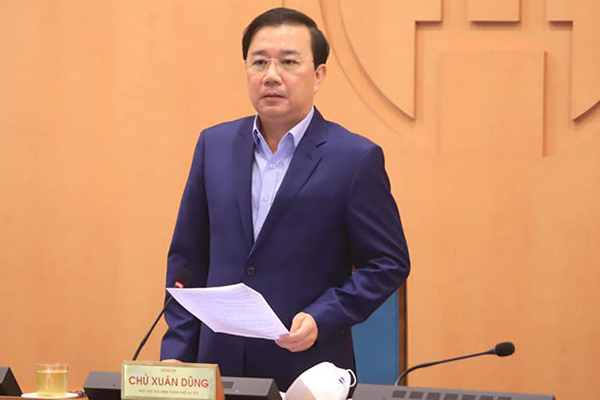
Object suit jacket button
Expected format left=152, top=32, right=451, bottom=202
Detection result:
left=246, top=266, right=256, bottom=276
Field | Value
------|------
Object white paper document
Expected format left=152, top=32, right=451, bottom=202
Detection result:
left=167, top=283, right=290, bottom=340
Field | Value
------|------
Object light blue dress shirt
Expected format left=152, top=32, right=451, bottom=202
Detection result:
left=251, top=107, right=315, bottom=239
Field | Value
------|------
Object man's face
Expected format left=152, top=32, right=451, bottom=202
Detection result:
left=246, top=24, right=326, bottom=127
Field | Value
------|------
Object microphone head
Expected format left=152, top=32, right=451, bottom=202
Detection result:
left=494, top=342, right=515, bottom=357
left=174, top=268, right=192, bottom=288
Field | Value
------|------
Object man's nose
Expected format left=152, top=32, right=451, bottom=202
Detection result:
left=263, top=60, right=282, bottom=83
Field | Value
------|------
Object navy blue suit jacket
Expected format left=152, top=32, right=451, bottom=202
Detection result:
left=160, top=109, right=410, bottom=390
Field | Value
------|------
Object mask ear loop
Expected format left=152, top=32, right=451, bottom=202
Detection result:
left=347, top=369, right=357, bottom=387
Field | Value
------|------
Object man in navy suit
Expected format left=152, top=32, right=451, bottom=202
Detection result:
left=160, top=7, right=410, bottom=390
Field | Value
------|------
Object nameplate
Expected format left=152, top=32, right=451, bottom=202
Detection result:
left=121, top=361, right=224, bottom=400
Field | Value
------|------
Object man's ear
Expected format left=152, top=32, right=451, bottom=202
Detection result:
left=313, top=64, right=327, bottom=93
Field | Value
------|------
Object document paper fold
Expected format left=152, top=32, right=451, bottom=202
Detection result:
left=168, top=283, right=289, bottom=340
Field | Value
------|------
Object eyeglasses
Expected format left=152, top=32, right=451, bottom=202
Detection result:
left=246, top=57, right=314, bottom=74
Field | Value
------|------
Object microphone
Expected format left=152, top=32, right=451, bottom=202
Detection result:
left=394, top=341, right=515, bottom=385
left=131, top=268, right=192, bottom=361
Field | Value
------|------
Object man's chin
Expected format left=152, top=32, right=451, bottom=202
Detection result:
left=256, top=106, right=290, bottom=120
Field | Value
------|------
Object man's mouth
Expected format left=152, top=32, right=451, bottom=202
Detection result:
left=262, top=93, right=284, bottom=99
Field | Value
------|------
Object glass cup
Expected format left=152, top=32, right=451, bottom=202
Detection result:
left=36, top=363, right=69, bottom=397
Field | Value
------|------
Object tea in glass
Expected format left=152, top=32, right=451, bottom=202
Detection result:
left=36, top=363, right=69, bottom=397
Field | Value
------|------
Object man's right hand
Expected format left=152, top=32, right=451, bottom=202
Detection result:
left=161, top=359, right=182, bottom=363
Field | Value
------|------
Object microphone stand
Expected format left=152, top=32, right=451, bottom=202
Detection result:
left=131, top=296, right=174, bottom=361
left=395, top=349, right=494, bottom=385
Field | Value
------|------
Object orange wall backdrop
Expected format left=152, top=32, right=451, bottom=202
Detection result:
left=1, top=1, right=599, bottom=400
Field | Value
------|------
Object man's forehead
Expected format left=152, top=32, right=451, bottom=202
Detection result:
left=248, top=24, right=311, bottom=51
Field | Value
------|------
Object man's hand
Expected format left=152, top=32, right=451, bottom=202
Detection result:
left=276, top=312, right=318, bottom=352
left=161, top=359, right=182, bottom=363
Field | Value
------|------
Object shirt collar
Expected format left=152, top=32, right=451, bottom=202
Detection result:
left=252, top=106, right=315, bottom=151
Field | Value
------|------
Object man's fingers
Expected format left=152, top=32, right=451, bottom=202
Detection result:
left=276, top=312, right=318, bottom=352
left=282, top=313, right=309, bottom=342
left=289, top=313, right=305, bottom=335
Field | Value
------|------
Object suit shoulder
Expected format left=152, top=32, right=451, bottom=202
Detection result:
left=324, top=120, right=380, bottom=153
left=200, top=115, right=254, bottom=139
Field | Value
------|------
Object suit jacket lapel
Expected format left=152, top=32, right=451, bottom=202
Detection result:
left=234, top=118, right=255, bottom=252
left=249, top=109, right=328, bottom=257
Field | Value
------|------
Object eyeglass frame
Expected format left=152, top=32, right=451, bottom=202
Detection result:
left=245, top=56, right=315, bottom=74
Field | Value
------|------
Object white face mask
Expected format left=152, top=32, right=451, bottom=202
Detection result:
left=284, top=362, right=357, bottom=400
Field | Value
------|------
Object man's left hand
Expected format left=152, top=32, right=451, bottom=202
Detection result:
left=276, top=312, right=318, bottom=352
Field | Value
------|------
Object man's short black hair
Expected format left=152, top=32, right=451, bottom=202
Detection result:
left=242, top=7, right=330, bottom=69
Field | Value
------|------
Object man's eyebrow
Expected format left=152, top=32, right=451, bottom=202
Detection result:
left=279, top=49, right=301, bottom=56
left=249, top=49, right=302, bottom=57
left=249, top=50, right=269, bottom=57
